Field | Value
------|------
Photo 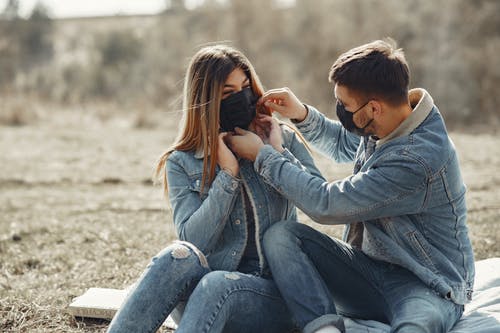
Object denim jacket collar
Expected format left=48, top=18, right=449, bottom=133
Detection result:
left=194, top=148, right=209, bottom=159
left=377, top=88, right=434, bottom=147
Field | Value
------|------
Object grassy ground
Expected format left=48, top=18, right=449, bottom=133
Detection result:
left=1, top=111, right=499, bottom=332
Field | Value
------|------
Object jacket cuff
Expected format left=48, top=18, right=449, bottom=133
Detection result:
left=214, top=169, right=241, bottom=194
left=293, top=104, right=322, bottom=135
left=254, top=145, right=278, bottom=174
left=281, top=147, right=300, bottom=164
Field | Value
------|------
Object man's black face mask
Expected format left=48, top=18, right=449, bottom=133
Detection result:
left=336, top=100, right=373, bottom=136
left=219, top=87, right=258, bottom=132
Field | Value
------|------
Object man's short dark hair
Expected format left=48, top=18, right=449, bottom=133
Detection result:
left=329, top=38, right=410, bottom=106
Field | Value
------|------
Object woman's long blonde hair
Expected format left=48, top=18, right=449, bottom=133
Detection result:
left=155, top=45, right=269, bottom=195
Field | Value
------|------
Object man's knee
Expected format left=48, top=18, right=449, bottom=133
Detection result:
left=263, top=220, right=305, bottom=252
left=391, top=300, right=450, bottom=333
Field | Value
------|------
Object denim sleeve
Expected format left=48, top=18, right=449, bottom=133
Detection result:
left=281, top=125, right=325, bottom=180
left=255, top=146, right=428, bottom=224
left=294, top=105, right=360, bottom=163
left=166, top=158, right=241, bottom=253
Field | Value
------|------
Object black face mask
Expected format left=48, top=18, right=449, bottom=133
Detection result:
left=219, top=87, right=258, bottom=132
left=336, top=100, right=373, bottom=136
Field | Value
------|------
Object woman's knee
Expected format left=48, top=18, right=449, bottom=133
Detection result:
left=195, top=271, right=269, bottom=304
left=148, top=241, right=209, bottom=275
left=198, top=270, right=241, bottom=293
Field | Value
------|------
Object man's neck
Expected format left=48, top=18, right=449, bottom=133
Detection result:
left=376, top=103, right=413, bottom=139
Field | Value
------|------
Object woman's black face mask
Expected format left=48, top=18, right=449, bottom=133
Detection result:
left=219, top=87, right=258, bottom=132
left=336, top=100, right=373, bottom=136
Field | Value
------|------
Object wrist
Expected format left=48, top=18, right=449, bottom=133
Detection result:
left=292, top=104, right=308, bottom=123
left=273, top=143, right=285, bottom=153
left=252, top=142, right=265, bottom=161
left=222, top=164, right=239, bottom=177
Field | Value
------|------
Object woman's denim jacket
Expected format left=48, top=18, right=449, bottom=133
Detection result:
left=166, top=126, right=323, bottom=276
left=254, top=89, right=475, bottom=305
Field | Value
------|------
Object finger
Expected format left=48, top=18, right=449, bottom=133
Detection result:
left=255, top=128, right=267, bottom=141
left=272, top=98, right=284, bottom=106
left=257, top=114, right=273, bottom=121
left=255, top=122, right=271, bottom=136
left=233, top=127, right=249, bottom=135
left=270, top=118, right=281, bottom=130
left=233, top=127, right=254, bottom=137
left=261, top=88, right=288, bottom=99
left=223, top=134, right=234, bottom=147
left=259, top=89, right=288, bottom=104
left=263, top=100, right=286, bottom=113
left=255, top=114, right=271, bottom=124
left=257, top=114, right=276, bottom=123
left=256, top=117, right=272, bottom=125
left=218, top=133, right=228, bottom=145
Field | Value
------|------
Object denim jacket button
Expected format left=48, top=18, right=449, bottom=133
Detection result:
left=231, top=251, right=237, bottom=256
left=234, top=219, right=241, bottom=225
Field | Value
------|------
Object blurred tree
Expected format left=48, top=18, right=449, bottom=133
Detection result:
left=225, top=0, right=293, bottom=93
left=89, top=30, right=144, bottom=99
left=20, top=2, right=53, bottom=66
left=0, top=0, right=19, bottom=20
left=98, top=31, right=141, bottom=68
left=0, top=0, right=20, bottom=87
left=0, top=0, right=499, bottom=127
left=292, top=0, right=344, bottom=112
left=0, top=1, right=53, bottom=89
left=164, top=0, right=186, bottom=13
left=229, top=0, right=273, bottom=51
left=457, top=0, right=500, bottom=124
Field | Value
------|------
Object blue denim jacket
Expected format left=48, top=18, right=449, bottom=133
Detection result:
left=254, top=89, right=475, bottom=304
left=166, top=125, right=323, bottom=276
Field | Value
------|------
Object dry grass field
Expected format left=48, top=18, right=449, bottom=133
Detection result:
left=1, top=110, right=499, bottom=332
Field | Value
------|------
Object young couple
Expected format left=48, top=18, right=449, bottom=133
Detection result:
left=107, top=40, right=474, bottom=333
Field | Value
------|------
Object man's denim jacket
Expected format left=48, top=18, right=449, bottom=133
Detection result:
left=166, top=126, right=323, bottom=276
left=254, top=89, right=475, bottom=304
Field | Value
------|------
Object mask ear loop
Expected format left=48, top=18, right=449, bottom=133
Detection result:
left=354, top=100, right=374, bottom=131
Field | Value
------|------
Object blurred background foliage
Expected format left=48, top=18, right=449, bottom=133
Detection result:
left=0, top=0, right=499, bottom=129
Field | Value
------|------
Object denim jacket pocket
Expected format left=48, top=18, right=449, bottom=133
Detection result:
left=407, top=231, right=439, bottom=273
left=188, top=174, right=210, bottom=200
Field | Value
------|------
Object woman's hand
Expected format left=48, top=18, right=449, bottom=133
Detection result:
left=226, top=128, right=265, bottom=162
left=255, top=114, right=284, bottom=153
left=254, top=118, right=271, bottom=144
left=217, top=132, right=239, bottom=176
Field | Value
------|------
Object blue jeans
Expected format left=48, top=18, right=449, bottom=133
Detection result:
left=263, top=222, right=464, bottom=333
left=106, top=241, right=295, bottom=333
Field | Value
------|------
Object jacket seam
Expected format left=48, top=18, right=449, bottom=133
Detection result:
left=241, top=178, right=265, bottom=275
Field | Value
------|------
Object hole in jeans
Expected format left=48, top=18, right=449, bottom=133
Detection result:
left=224, top=272, right=240, bottom=280
left=171, top=244, right=191, bottom=259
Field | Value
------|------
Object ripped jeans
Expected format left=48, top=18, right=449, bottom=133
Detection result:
left=106, top=241, right=295, bottom=333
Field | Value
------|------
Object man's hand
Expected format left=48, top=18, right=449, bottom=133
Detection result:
left=226, top=128, right=265, bottom=162
left=259, top=87, right=308, bottom=122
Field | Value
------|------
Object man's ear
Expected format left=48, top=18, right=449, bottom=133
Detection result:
left=370, top=100, right=383, bottom=118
